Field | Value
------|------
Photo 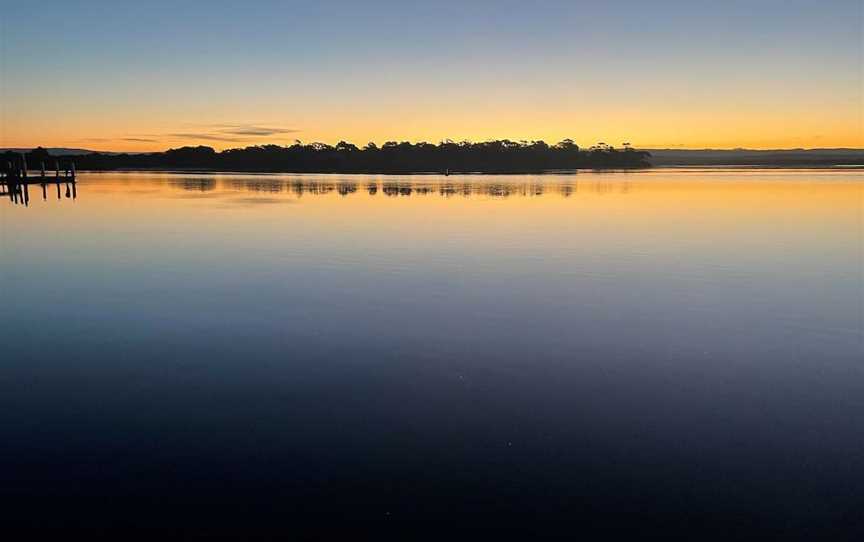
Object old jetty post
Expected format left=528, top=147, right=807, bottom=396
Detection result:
left=1, top=154, right=77, bottom=206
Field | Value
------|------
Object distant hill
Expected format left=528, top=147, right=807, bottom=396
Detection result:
left=0, top=147, right=131, bottom=156
left=645, top=148, right=864, bottom=166
left=2, top=147, right=100, bottom=156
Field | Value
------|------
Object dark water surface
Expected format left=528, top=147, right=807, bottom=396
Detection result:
left=1, top=170, right=862, bottom=535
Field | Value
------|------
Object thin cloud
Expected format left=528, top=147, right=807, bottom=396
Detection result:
left=159, top=124, right=300, bottom=145
left=168, top=133, right=246, bottom=143
left=122, top=137, right=159, bottom=143
left=219, top=126, right=299, bottom=136
left=180, top=123, right=300, bottom=137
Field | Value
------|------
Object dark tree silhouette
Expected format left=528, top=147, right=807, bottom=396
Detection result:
left=3, top=140, right=652, bottom=175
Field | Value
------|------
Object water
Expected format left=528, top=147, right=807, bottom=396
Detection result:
left=1, top=170, right=862, bottom=534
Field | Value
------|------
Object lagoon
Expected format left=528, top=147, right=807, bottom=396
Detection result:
left=1, top=169, right=862, bottom=533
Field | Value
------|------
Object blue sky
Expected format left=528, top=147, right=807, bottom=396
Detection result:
left=1, top=0, right=861, bottom=149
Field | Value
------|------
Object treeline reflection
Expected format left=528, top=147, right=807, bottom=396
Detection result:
left=172, top=178, right=632, bottom=198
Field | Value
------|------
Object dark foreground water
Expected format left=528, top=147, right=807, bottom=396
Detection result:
left=1, top=170, right=862, bottom=535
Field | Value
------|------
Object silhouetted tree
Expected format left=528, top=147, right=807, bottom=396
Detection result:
left=50, top=139, right=651, bottom=173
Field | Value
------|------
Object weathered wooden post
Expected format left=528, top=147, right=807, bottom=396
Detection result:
left=70, top=161, right=76, bottom=180
left=20, top=153, right=28, bottom=179
left=55, top=160, right=60, bottom=179
left=40, top=161, right=46, bottom=179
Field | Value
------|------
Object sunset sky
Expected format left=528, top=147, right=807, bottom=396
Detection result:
left=1, top=0, right=861, bottom=152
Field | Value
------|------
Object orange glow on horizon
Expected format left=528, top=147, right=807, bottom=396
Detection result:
left=2, top=100, right=860, bottom=153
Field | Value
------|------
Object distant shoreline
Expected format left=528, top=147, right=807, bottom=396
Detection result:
left=68, top=164, right=862, bottom=176
left=3, top=141, right=652, bottom=174
left=644, top=148, right=864, bottom=167
left=4, top=145, right=862, bottom=174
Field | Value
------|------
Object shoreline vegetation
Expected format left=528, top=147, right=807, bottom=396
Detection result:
left=646, top=148, right=864, bottom=167
left=3, top=140, right=650, bottom=174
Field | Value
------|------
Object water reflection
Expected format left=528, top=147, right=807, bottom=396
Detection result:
left=165, top=176, right=632, bottom=199
left=0, top=178, right=78, bottom=207
left=179, top=178, right=216, bottom=191
left=1, top=169, right=862, bottom=533
left=0, top=173, right=643, bottom=206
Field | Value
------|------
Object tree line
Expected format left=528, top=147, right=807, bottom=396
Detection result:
left=4, top=140, right=650, bottom=174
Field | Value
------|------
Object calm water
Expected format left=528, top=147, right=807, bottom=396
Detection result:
left=1, top=170, right=862, bottom=534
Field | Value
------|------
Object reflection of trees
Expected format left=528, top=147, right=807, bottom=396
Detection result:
left=439, top=184, right=457, bottom=197
left=291, top=180, right=334, bottom=196
left=337, top=182, right=357, bottom=196
left=488, top=184, right=512, bottom=198
left=231, top=180, right=284, bottom=193
left=177, top=178, right=216, bottom=191
left=382, top=182, right=417, bottom=197
left=167, top=177, right=633, bottom=200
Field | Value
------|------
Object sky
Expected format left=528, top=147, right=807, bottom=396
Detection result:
left=1, top=0, right=861, bottom=151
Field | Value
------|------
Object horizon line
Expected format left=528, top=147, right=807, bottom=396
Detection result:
left=4, top=144, right=864, bottom=155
